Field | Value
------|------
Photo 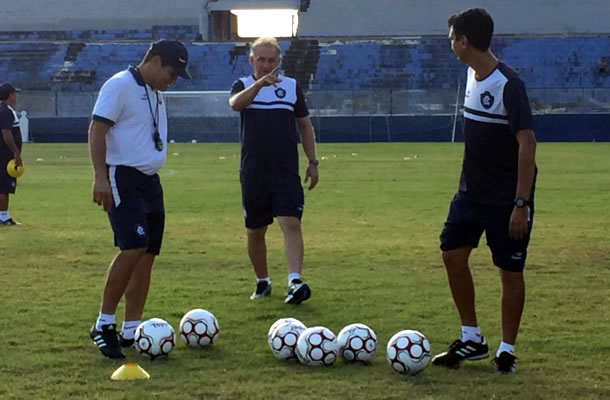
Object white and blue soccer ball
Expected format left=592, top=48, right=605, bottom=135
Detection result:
left=386, top=329, right=431, bottom=375
left=268, top=318, right=306, bottom=361
left=337, top=323, right=377, bottom=363
left=179, top=309, right=219, bottom=348
left=295, top=326, right=338, bottom=366
left=134, top=318, right=176, bottom=360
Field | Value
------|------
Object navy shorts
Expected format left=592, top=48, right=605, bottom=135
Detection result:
left=107, top=166, right=165, bottom=255
left=440, top=193, right=534, bottom=272
left=240, top=170, right=304, bottom=229
left=0, top=151, right=17, bottom=194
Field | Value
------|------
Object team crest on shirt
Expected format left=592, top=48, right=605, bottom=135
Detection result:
left=274, top=87, right=286, bottom=99
left=480, top=91, right=494, bottom=109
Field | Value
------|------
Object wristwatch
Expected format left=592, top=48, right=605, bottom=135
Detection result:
left=514, top=197, right=529, bottom=208
left=309, top=159, right=319, bottom=167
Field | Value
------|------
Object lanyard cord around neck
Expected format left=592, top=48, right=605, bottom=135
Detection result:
left=143, top=84, right=159, bottom=131
left=136, top=66, right=159, bottom=131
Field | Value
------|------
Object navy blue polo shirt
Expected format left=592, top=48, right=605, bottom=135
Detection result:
left=0, top=102, right=21, bottom=157
left=459, top=62, right=536, bottom=204
left=231, top=74, right=309, bottom=177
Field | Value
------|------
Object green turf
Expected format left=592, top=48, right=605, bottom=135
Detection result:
left=0, top=142, right=608, bottom=400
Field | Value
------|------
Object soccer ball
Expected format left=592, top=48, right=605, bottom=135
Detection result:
left=386, top=329, right=431, bottom=375
left=134, top=318, right=176, bottom=360
left=337, top=323, right=377, bottom=363
left=179, top=309, right=219, bottom=348
left=268, top=318, right=306, bottom=361
left=295, top=326, right=338, bottom=366
left=267, top=318, right=304, bottom=349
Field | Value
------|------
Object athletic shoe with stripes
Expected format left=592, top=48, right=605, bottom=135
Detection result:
left=250, top=280, right=272, bottom=300
left=119, top=334, right=135, bottom=348
left=432, top=337, right=489, bottom=369
left=493, top=351, right=517, bottom=374
left=0, top=218, right=21, bottom=226
left=89, top=323, right=125, bottom=359
left=284, top=279, right=311, bottom=305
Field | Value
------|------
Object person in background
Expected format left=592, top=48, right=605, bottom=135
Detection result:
left=229, top=37, right=319, bottom=305
left=0, top=83, right=23, bottom=226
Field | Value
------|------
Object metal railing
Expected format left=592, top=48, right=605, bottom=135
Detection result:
left=15, top=88, right=610, bottom=118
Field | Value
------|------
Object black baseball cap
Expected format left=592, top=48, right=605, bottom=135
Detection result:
left=0, top=83, right=20, bottom=100
left=149, top=39, right=192, bottom=80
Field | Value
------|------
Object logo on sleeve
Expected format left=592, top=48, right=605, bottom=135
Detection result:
left=480, top=91, right=494, bottom=109
left=274, top=87, right=286, bottom=99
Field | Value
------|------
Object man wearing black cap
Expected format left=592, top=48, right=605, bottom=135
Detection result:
left=87, top=40, right=190, bottom=359
left=0, top=83, right=22, bottom=226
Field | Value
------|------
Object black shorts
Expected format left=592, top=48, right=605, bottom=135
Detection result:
left=107, top=166, right=165, bottom=255
left=0, top=152, right=17, bottom=194
left=240, top=170, right=304, bottom=229
left=440, top=193, right=534, bottom=272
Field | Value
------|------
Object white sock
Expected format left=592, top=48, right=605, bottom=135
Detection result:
left=496, top=341, right=515, bottom=356
left=257, top=277, right=270, bottom=284
left=121, top=320, right=141, bottom=339
left=95, top=312, right=115, bottom=331
left=461, top=325, right=482, bottom=343
left=0, top=211, right=9, bottom=221
left=288, top=273, right=301, bottom=285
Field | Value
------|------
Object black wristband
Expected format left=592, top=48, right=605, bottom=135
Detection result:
left=309, top=159, right=319, bottom=166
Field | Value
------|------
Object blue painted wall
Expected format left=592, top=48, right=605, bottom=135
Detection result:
left=28, top=114, right=610, bottom=143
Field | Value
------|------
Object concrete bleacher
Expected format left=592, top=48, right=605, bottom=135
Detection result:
left=2, top=36, right=608, bottom=93
left=0, top=26, right=198, bottom=42
left=2, top=34, right=609, bottom=142
left=0, top=42, right=67, bottom=90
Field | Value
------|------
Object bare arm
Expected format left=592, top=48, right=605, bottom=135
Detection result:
left=509, top=129, right=537, bottom=239
left=88, top=120, right=113, bottom=211
left=228, top=67, right=281, bottom=111
left=515, top=129, right=536, bottom=199
left=298, top=116, right=319, bottom=190
left=2, top=128, right=21, bottom=166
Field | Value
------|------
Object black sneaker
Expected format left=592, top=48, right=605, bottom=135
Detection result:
left=89, top=323, right=125, bottom=359
left=119, top=334, right=135, bottom=348
left=284, top=279, right=311, bottom=305
left=493, top=351, right=517, bottom=374
left=432, top=337, right=489, bottom=369
left=250, top=280, right=272, bottom=300
left=0, top=218, right=20, bottom=226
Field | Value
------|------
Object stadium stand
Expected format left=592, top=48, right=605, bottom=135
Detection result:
left=1, top=28, right=608, bottom=142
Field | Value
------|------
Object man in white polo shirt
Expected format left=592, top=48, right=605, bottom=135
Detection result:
left=88, top=40, right=191, bottom=359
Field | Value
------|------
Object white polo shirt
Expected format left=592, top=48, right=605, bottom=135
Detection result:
left=92, top=68, right=167, bottom=175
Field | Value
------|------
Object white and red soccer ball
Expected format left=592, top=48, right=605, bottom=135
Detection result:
left=179, top=309, right=219, bottom=348
left=386, top=329, right=431, bottom=375
left=134, top=318, right=176, bottom=360
left=268, top=318, right=306, bottom=361
left=295, top=326, right=338, bottom=366
left=337, top=323, right=377, bottom=363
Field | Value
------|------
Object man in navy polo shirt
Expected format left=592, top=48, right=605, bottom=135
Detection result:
left=432, top=9, right=537, bottom=374
left=229, top=37, right=319, bottom=305
left=88, top=40, right=191, bottom=359
left=0, top=83, right=22, bottom=226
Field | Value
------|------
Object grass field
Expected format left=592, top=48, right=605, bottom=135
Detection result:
left=0, top=142, right=609, bottom=400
